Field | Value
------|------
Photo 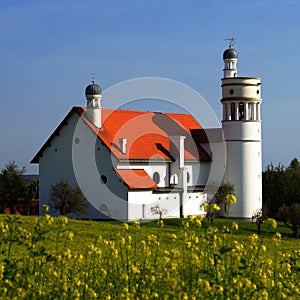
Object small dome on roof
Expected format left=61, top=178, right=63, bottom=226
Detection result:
left=223, top=48, right=238, bottom=60
left=85, top=81, right=102, bottom=97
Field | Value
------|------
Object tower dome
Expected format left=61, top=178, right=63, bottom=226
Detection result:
left=223, top=48, right=238, bottom=60
left=85, top=81, right=102, bottom=100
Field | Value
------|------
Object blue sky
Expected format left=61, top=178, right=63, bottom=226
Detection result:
left=0, top=0, right=300, bottom=173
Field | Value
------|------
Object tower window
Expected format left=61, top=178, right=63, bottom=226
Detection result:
left=153, top=172, right=160, bottom=184
left=229, top=89, right=234, bottom=95
left=257, top=90, right=260, bottom=94
left=239, top=102, right=245, bottom=120
left=230, top=103, right=236, bottom=120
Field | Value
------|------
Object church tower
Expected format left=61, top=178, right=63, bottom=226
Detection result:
left=85, top=80, right=102, bottom=128
left=221, top=41, right=262, bottom=218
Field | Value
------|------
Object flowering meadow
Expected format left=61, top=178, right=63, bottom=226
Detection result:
left=0, top=214, right=299, bottom=299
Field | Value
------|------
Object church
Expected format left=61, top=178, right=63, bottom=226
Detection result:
left=31, top=45, right=262, bottom=220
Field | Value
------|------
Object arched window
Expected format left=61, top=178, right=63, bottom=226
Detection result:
left=170, top=174, right=179, bottom=185
left=153, top=172, right=160, bottom=184
left=239, top=102, right=245, bottom=120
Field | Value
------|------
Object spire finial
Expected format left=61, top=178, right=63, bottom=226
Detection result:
left=91, top=72, right=96, bottom=84
left=225, top=35, right=236, bottom=48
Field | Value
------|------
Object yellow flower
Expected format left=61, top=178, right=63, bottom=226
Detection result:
left=249, top=233, right=258, bottom=243
left=60, top=216, right=68, bottom=224
left=157, top=219, right=164, bottom=228
left=194, top=218, right=202, bottom=228
left=122, top=223, right=129, bottom=230
left=266, top=218, right=277, bottom=229
left=120, top=274, right=129, bottom=281
left=171, top=233, right=177, bottom=240
left=78, top=254, right=83, bottom=262
left=42, top=204, right=49, bottom=212
left=231, top=222, right=239, bottom=231
left=272, top=232, right=281, bottom=244
left=182, top=221, right=189, bottom=228
left=203, top=202, right=210, bottom=211
left=226, top=194, right=237, bottom=204
left=211, top=203, right=221, bottom=211
left=133, top=221, right=140, bottom=229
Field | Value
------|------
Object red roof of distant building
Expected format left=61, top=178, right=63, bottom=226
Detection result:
left=115, top=168, right=158, bottom=189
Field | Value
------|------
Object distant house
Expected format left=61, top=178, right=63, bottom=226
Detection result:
left=31, top=46, right=263, bottom=220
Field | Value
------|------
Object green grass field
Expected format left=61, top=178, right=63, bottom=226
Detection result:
left=0, top=214, right=299, bottom=299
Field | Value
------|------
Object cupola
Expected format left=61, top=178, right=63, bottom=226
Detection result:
left=85, top=80, right=102, bottom=129
left=85, top=81, right=102, bottom=101
left=223, top=38, right=238, bottom=78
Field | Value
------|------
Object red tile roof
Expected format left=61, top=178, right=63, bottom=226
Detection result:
left=115, top=168, right=158, bottom=189
left=75, top=107, right=210, bottom=161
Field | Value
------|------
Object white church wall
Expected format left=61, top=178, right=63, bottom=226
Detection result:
left=128, top=191, right=180, bottom=220
left=128, top=190, right=207, bottom=220
left=191, top=162, right=211, bottom=186
left=182, top=192, right=207, bottom=217
left=39, top=112, right=129, bottom=220
left=72, top=115, right=129, bottom=220
left=39, top=113, right=82, bottom=217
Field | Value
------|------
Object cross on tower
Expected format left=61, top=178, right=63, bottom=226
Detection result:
left=225, top=36, right=236, bottom=48
left=91, top=72, right=96, bottom=83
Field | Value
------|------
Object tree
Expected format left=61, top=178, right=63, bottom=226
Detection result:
left=287, top=158, right=300, bottom=173
left=252, top=208, right=266, bottom=234
left=150, top=203, right=168, bottom=220
left=23, top=179, right=39, bottom=215
left=0, top=162, right=29, bottom=214
left=279, top=203, right=300, bottom=238
left=48, top=180, right=88, bottom=216
left=263, top=158, right=300, bottom=218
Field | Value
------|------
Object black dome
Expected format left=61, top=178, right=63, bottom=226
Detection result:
left=85, top=82, right=102, bottom=96
left=223, top=48, right=238, bottom=60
